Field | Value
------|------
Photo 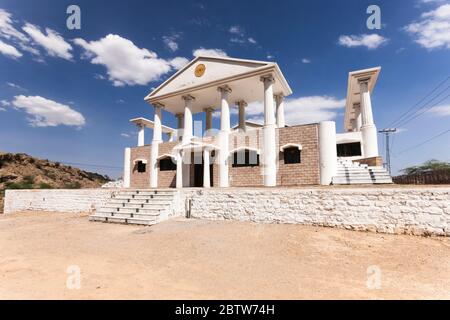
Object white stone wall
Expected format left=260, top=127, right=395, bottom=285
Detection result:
left=4, top=187, right=450, bottom=237
left=4, top=189, right=118, bottom=214
left=186, top=187, right=450, bottom=236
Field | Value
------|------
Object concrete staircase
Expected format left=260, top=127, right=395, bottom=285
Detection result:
left=332, top=159, right=393, bottom=185
left=89, top=189, right=177, bottom=225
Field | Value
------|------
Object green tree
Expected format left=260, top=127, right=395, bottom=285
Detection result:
left=401, top=159, right=450, bottom=175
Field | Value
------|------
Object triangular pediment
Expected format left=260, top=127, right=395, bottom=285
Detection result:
left=146, top=56, right=273, bottom=99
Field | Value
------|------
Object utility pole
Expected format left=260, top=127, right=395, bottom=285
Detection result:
left=378, top=128, right=397, bottom=174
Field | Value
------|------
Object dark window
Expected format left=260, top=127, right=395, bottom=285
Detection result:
left=137, top=161, right=146, bottom=173
left=232, top=149, right=259, bottom=167
left=159, top=157, right=176, bottom=171
left=283, top=147, right=301, bottom=164
left=337, top=142, right=362, bottom=157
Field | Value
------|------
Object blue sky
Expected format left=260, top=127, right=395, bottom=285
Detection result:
left=0, top=0, right=449, bottom=178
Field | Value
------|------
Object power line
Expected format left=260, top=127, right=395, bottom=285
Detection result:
left=398, top=128, right=450, bottom=155
left=387, top=76, right=450, bottom=128
left=394, top=91, right=450, bottom=127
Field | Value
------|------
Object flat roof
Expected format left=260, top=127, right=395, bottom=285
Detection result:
left=130, top=117, right=176, bottom=133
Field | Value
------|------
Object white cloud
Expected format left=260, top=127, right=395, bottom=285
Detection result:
left=229, top=25, right=243, bottom=35
left=12, top=95, right=85, bottom=127
left=75, top=34, right=188, bottom=86
left=0, top=99, right=8, bottom=111
left=404, top=4, right=450, bottom=49
left=0, top=39, right=22, bottom=58
left=419, top=0, right=447, bottom=4
left=169, top=56, right=189, bottom=70
left=213, top=96, right=345, bottom=125
left=428, top=104, right=450, bottom=116
left=302, top=58, right=311, bottom=64
left=120, top=133, right=131, bottom=138
left=228, top=25, right=257, bottom=45
left=163, top=33, right=181, bottom=52
left=193, top=47, right=228, bottom=57
left=338, top=34, right=388, bottom=49
left=6, top=82, right=25, bottom=90
left=22, top=23, right=72, bottom=60
left=0, top=9, right=28, bottom=42
left=266, top=54, right=275, bottom=59
left=230, top=37, right=245, bottom=44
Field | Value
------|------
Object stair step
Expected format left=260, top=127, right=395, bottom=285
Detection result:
left=102, top=203, right=169, bottom=209
left=119, top=190, right=176, bottom=196
left=98, top=207, right=164, bottom=214
left=94, top=212, right=159, bottom=219
left=114, top=194, right=175, bottom=200
left=90, top=189, right=176, bottom=226
left=108, top=198, right=172, bottom=205
left=89, top=215, right=157, bottom=225
left=333, top=160, right=393, bottom=185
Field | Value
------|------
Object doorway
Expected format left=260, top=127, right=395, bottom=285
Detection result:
left=193, top=161, right=213, bottom=187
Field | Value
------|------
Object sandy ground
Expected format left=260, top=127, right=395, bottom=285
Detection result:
left=1, top=212, right=450, bottom=300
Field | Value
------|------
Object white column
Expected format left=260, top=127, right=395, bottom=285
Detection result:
left=176, top=150, right=183, bottom=188
left=150, top=104, right=163, bottom=188
left=137, top=124, right=145, bottom=147
left=275, top=94, right=285, bottom=128
left=176, top=113, right=184, bottom=141
left=261, top=75, right=277, bottom=186
left=318, top=121, right=337, bottom=185
left=236, top=100, right=247, bottom=131
left=203, top=148, right=210, bottom=188
left=204, top=107, right=213, bottom=131
left=354, top=103, right=362, bottom=131
left=359, top=78, right=379, bottom=158
left=123, top=147, right=131, bottom=188
left=218, top=85, right=231, bottom=187
left=182, top=95, right=194, bottom=144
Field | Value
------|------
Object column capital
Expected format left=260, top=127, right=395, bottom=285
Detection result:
left=153, top=102, right=165, bottom=109
left=181, top=94, right=195, bottom=101
left=203, top=107, right=214, bottom=113
left=217, top=85, right=232, bottom=94
left=235, top=100, right=248, bottom=107
left=260, top=74, right=275, bottom=83
left=357, top=77, right=371, bottom=85
left=175, top=112, right=184, bottom=119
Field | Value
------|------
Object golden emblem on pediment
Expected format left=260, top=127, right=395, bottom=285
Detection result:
left=195, top=64, right=206, bottom=77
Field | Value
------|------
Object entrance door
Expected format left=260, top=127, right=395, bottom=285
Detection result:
left=194, top=163, right=203, bottom=187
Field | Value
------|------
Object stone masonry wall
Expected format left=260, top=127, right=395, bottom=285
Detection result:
left=158, top=141, right=178, bottom=188
left=4, top=189, right=117, bottom=214
left=130, top=145, right=151, bottom=188
left=186, top=187, right=450, bottom=236
left=277, top=124, right=320, bottom=185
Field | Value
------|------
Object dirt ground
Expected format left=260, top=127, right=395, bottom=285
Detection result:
left=1, top=211, right=450, bottom=300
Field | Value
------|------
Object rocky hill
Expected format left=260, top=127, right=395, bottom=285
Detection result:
left=0, top=152, right=111, bottom=213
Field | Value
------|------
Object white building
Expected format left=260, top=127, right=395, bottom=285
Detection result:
left=123, top=56, right=392, bottom=188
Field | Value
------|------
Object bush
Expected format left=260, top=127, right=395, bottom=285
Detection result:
left=23, top=175, right=35, bottom=185
left=64, top=181, right=81, bottom=189
left=38, top=183, right=53, bottom=189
